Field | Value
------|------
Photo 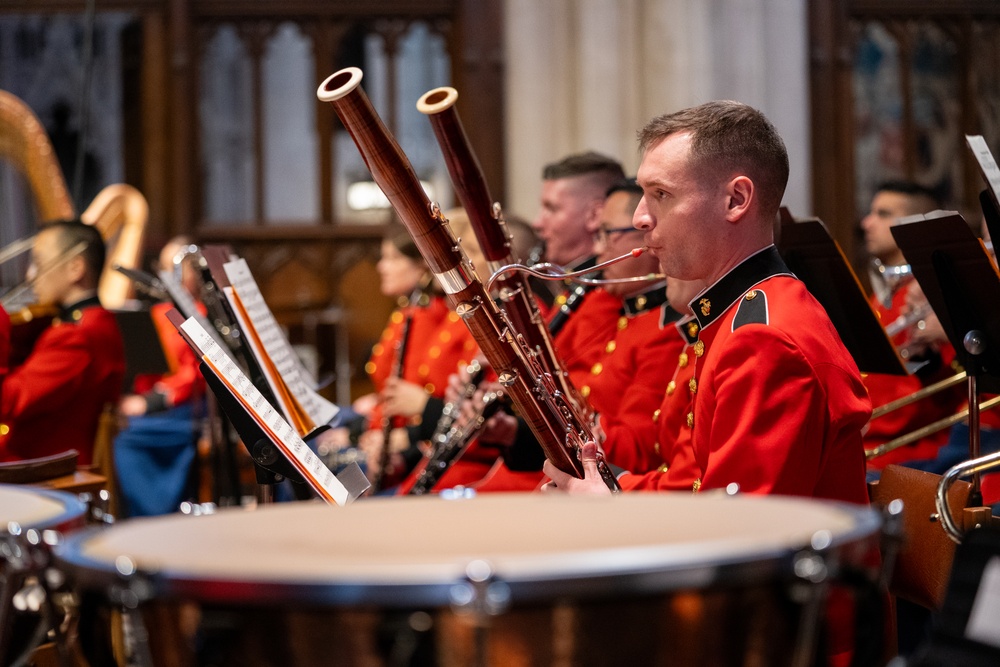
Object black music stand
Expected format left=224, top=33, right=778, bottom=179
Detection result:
left=891, top=210, right=1000, bottom=501
left=112, top=309, right=171, bottom=391
left=777, top=216, right=907, bottom=375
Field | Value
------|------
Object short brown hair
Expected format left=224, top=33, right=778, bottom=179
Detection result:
left=638, top=101, right=789, bottom=217
left=542, top=151, right=625, bottom=198
left=42, top=218, right=105, bottom=286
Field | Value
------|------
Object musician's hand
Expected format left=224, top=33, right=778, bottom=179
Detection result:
left=119, top=394, right=148, bottom=417
left=358, top=429, right=385, bottom=476
left=352, top=392, right=379, bottom=418
left=541, top=441, right=612, bottom=495
left=312, top=427, right=351, bottom=455
left=445, top=370, right=466, bottom=404
left=388, top=426, right=411, bottom=454
left=383, top=378, right=429, bottom=417
left=479, top=411, right=518, bottom=448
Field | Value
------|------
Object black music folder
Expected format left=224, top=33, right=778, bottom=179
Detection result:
left=777, top=216, right=907, bottom=375
left=890, top=210, right=1000, bottom=394
left=113, top=308, right=171, bottom=391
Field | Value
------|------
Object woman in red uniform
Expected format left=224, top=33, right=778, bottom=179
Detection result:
left=356, top=224, right=477, bottom=489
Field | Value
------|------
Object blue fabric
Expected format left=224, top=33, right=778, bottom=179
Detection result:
left=906, top=422, right=1000, bottom=475
left=114, top=403, right=200, bottom=517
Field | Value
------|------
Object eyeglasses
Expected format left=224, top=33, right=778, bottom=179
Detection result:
left=593, top=226, right=639, bottom=245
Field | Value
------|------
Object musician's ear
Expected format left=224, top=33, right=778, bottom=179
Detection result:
left=65, top=253, right=89, bottom=286
left=724, top=176, right=754, bottom=223
left=583, top=198, right=604, bottom=233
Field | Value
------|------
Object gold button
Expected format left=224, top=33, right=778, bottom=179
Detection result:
left=424, top=383, right=435, bottom=393
left=0, top=424, right=8, bottom=436
left=372, top=343, right=384, bottom=356
left=658, top=463, right=669, bottom=473
left=447, top=312, right=460, bottom=323
left=692, top=479, right=702, bottom=493
left=689, top=378, right=697, bottom=394
left=555, top=294, right=568, bottom=306
left=678, top=352, right=689, bottom=368
left=666, top=381, right=676, bottom=396
left=590, top=362, right=603, bottom=375
left=418, top=364, right=430, bottom=377
left=605, top=340, right=617, bottom=354
left=636, top=295, right=647, bottom=309
left=654, top=441, right=661, bottom=454
left=581, top=385, right=591, bottom=398
left=429, top=346, right=441, bottom=359
left=439, top=331, right=452, bottom=342
left=693, top=340, right=705, bottom=357
left=687, top=322, right=699, bottom=338
left=617, top=316, right=628, bottom=331
left=72, top=309, right=82, bottom=321
left=745, top=289, right=757, bottom=300
left=686, top=412, right=694, bottom=428
left=364, top=361, right=377, bottom=375
left=391, top=311, right=404, bottom=324
left=652, top=409, right=661, bottom=422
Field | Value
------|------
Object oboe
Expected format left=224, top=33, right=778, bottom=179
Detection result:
left=318, top=68, right=620, bottom=491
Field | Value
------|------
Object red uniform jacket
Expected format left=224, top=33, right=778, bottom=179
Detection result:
left=576, top=286, right=682, bottom=473
left=863, top=276, right=963, bottom=469
left=0, top=297, right=125, bottom=465
left=620, top=247, right=871, bottom=506
left=130, top=301, right=205, bottom=410
left=0, top=306, right=9, bottom=382
left=551, top=288, right=622, bottom=388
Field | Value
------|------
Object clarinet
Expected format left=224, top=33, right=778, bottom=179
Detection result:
left=408, top=387, right=505, bottom=495
left=372, top=313, right=412, bottom=493
left=417, top=86, right=590, bottom=416
left=318, top=68, right=620, bottom=492
left=428, top=359, right=485, bottom=450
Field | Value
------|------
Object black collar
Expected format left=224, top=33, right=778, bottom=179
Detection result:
left=689, top=246, right=793, bottom=330
left=58, top=295, right=102, bottom=322
left=621, top=282, right=668, bottom=317
left=674, top=315, right=701, bottom=343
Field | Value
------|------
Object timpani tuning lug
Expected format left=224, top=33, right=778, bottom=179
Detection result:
left=449, top=559, right=512, bottom=622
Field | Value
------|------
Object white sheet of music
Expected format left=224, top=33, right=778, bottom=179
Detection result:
left=222, top=258, right=339, bottom=427
left=158, top=269, right=231, bottom=354
left=967, top=135, right=1000, bottom=208
left=180, top=316, right=349, bottom=506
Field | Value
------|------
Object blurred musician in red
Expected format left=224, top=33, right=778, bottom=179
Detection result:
left=531, top=151, right=624, bottom=315
left=114, top=236, right=206, bottom=517
left=0, top=219, right=125, bottom=465
left=545, top=101, right=870, bottom=506
left=0, top=306, right=8, bottom=386
left=859, top=181, right=963, bottom=471
left=356, top=224, right=477, bottom=487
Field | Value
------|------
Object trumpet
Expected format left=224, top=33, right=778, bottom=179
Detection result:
left=318, top=68, right=620, bottom=491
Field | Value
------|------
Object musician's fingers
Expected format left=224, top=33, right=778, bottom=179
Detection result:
left=541, top=458, right=569, bottom=490
left=579, top=440, right=601, bottom=480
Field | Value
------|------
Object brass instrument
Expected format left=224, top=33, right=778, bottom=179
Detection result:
left=81, top=184, right=148, bottom=310
left=936, top=449, right=1000, bottom=543
left=0, top=90, right=74, bottom=223
left=318, top=69, right=620, bottom=491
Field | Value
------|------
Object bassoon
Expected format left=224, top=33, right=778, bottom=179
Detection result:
left=317, top=68, right=619, bottom=491
left=416, top=86, right=586, bottom=413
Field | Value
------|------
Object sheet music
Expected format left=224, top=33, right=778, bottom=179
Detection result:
left=222, top=258, right=339, bottom=426
left=180, top=317, right=349, bottom=506
left=967, top=135, right=1000, bottom=210
left=158, top=269, right=231, bottom=353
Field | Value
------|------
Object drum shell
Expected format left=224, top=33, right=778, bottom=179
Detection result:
left=54, top=493, right=882, bottom=667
